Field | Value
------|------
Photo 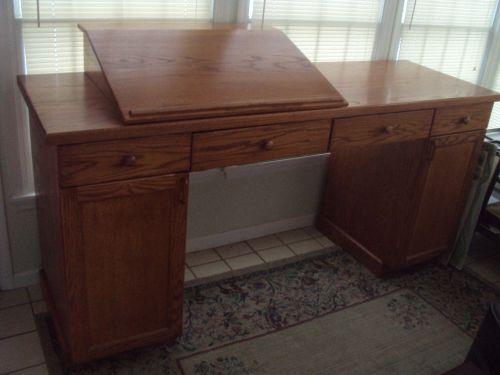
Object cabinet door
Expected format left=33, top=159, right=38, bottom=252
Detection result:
left=319, top=111, right=433, bottom=274
left=405, top=131, right=484, bottom=264
left=61, top=173, right=188, bottom=363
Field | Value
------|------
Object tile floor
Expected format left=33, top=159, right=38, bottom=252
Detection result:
left=185, top=227, right=334, bottom=283
left=0, top=285, right=48, bottom=375
left=0, top=227, right=498, bottom=374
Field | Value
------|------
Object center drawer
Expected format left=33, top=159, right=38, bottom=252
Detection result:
left=59, top=134, right=191, bottom=187
left=191, top=120, right=332, bottom=171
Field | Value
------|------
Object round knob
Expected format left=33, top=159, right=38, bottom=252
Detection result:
left=460, top=116, right=472, bottom=125
left=263, top=140, right=274, bottom=150
left=122, top=155, right=137, bottom=166
left=384, top=125, right=395, bottom=133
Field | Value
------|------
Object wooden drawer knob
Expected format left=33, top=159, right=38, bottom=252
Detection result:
left=460, top=116, right=472, bottom=125
left=263, top=140, right=275, bottom=150
left=121, top=154, right=137, bottom=166
left=384, top=125, right=395, bottom=133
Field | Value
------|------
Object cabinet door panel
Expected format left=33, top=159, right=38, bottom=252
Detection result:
left=61, top=173, right=188, bottom=362
left=321, top=137, right=428, bottom=272
left=406, top=131, right=484, bottom=263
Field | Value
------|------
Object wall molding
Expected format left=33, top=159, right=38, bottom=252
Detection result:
left=187, top=214, right=316, bottom=252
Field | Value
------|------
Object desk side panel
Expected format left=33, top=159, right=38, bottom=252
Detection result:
left=29, top=113, right=70, bottom=355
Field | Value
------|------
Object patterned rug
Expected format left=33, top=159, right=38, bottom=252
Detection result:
left=178, top=289, right=470, bottom=374
left=40, top=248, right=498, bottom=375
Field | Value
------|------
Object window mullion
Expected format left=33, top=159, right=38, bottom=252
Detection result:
left=371, top=0, right=405, bottom=60
left=479, top=0, right=500, bottom=88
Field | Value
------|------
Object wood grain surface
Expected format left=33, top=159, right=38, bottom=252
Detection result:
left=192, top=120, right=331, bottom=170
left=60, top=173, right=188, bottom=363
left=432, top=102, right=493, bottom=136
left=81, top=26, right=347, bottom=124
left=59, top=133, right=190, bottom=187
left=332, top=110, right=433, bottom=146
left=17, top=60, right=500, bottom=145
left=405, top=130, right=485, bottom=264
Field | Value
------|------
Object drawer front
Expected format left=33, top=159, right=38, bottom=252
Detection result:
left=59, top=134, right=191, bottom=187
left=432, top=103, right=493, bottom=136
left=332, top=110, right=433, bottom=146
left=191, top=120, right=331, bottom=171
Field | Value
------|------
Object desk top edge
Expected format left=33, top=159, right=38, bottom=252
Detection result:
left=18, top=60, right=500, bottom=145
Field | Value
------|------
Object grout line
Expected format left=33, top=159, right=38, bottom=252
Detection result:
left=254, top=250, right=267, bottom=264
left=0, top=301, right=31, bottom=312
left=287, top=243, right=299, bottom=256
left=2, top=361, right=46, bottom=375
left=220, top=257, right=234, bottom=271
left=186, top=255, right=223, bottom=269
left=0, top=329, right=37, bottom=342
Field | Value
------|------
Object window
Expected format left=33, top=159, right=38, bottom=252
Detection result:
left=489, top=70, right=500, bottom=129
left=396, top=0, right=500, bottom=128
left=16, top=0, right=214, bottom=74
left=397, top=0, right=497, bottom=84
left=250, top=0, right=383, bottom=62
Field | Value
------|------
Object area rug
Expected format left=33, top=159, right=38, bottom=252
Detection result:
left=178, top=289, right=470, bottom=374
left=38, top=248, right=498, bottom=375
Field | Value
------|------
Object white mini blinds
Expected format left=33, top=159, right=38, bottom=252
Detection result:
left=16, top=0, right=214, bottom=74
left=398, top=0, right=497, bottom=84
left=250, top=0, right=383, bottom=62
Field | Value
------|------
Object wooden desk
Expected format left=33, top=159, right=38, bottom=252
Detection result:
left=17, top=26, right=500, bottom=365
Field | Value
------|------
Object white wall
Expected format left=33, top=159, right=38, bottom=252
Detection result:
left=0, top=0, right=41, bottom=289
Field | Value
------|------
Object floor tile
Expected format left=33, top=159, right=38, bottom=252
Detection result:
left=225, top=253, right=264, bottom=270
left=289, top=238, right=323, bottom=255
left=10, top=364, right=49, bottom=375
left=32, top=301, right=48, bottom=315
left=304, top=226, right=323, bottom=238
left=185, top=267, right=195, bottom=282
left=191, top=261, right=230, bottom=278
left=465, top=260, right=500, bottom=284
left=27, top=285, right=43, bottom=302
left=186, top=249, right=221, bottom=267
left=0, top=304, right=36, bottom=339
left=0, top=288, right=29, bottom=310
left=0, top=332, right=44, bottom=373
left=258, top=246, right=295, bottom=263
left=316, top=235, right=334, bottom=248
left=247, top=235, right=282, bottom=251
left=275, top=229, right=311, bottom=244
left=215, top=242, right=253, bottom=259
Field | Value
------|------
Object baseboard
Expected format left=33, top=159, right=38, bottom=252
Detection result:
left=13, top=268, right=40, bottom=288
left=186, top=214, right=317, bottom=252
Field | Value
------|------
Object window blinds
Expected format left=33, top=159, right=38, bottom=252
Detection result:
left=250, top=0, right=383, bottom=62
left=398, top=0, right=497, bottom=84
left=488, top=70, right=500, bottom=129
left=16, top=0, right=214, bottom=74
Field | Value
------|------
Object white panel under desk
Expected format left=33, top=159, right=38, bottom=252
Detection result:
left=186, top=153, right=330, bottom=252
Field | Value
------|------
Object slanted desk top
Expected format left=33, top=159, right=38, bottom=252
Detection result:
left=80, top=25, right=347, bottom=124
